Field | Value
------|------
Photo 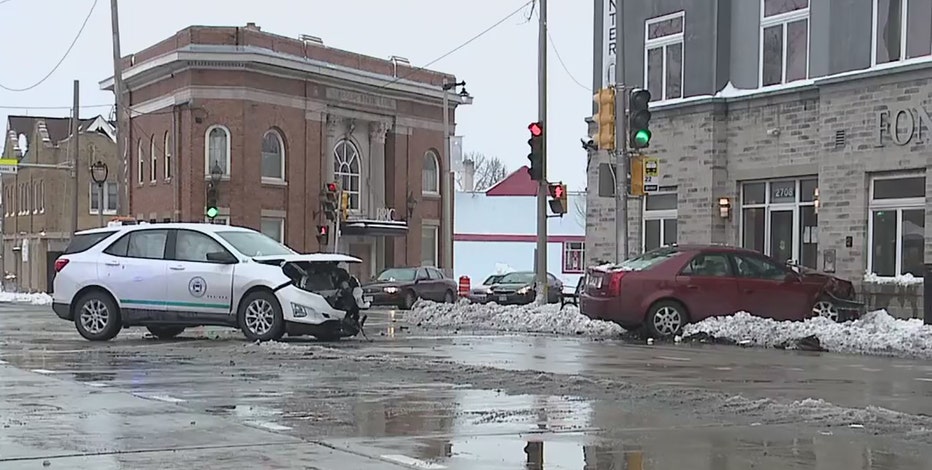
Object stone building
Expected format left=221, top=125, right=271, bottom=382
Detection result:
left=588, top=0, right=932, bottom=317
left=100, top=23, right=469, bottom=279
left=2, top=115, right=118, bottom=292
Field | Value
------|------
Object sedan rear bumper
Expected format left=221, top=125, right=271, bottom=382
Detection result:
left=580, top=293, right=642, bottom=329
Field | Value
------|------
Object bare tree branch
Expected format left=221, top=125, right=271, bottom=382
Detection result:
left=455, top=151, right=509, bottom=191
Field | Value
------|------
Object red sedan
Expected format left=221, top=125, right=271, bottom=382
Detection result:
left=580, top=245, right=860, bottom=338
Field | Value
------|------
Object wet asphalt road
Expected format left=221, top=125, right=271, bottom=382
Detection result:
left=2, top=304, right=932, bottom=469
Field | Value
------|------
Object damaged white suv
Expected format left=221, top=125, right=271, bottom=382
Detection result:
left=52, top=223, right=370, bottom=342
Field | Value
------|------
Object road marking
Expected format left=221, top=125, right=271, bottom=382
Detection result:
left=31, top=369, right=57, bottom=374
left=655, top=355, right=691, bottom=362
left=916, top=378, right=932, bottom=382
left=84, top=382, right=110, bottom=388
left=244, top=420, right=292, bottom=431
left=134, top=393, right=186, bottom=403
left=380, top=455, right=447, bottom=469
left=0, top=359, right=7, bottom=365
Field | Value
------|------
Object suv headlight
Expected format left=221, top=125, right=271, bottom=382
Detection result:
left=291, top=303, right=314, bottom=318
left=383, top=287, right=399, bottom=294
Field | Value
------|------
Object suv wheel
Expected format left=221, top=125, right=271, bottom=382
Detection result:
left=74, top=291, right=121, bottom=342
left=238, top=291, right=285, bottom=342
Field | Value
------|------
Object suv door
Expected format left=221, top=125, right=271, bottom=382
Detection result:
left=162, top=229, right=237, bottom=322
left=99, top=229, right=170, bottom=320
left=731, top=253, right=813, bottom=320
left=673, top=252, right=739, bottom=322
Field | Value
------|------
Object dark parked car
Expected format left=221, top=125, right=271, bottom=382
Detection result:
left=580, top=245, right=860, bottom=338
left=362, top=266, right=458, bottom=309
left=485, top=271, right=563, bottom=305
left=466, top=274, right=507, bottom=303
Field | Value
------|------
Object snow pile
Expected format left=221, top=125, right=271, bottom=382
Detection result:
left=493, top=263, right=516, bottom=275
left=0, top=291, right=52, bottom=305
left=405, top=300, right=625, bottom=338
left=683, top=310, right=932, bottom=359
left=864, top=271, right=923, bottom=286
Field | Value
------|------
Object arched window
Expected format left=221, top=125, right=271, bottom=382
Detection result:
left=137, top=139, right=145, bottom=184
left=149, top=136, right=157, bottom=183
left=422, top=150, right=440, bottom=194
left=164, top=132, right=172, bottom=180
left=261, top=129, right=285, bottom=180
left=333, top=139, right=361, bottom=210
left=205, top=125, right=230, bottom=175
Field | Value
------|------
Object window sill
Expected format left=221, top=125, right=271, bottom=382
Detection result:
left=149, top=181, right=158, bottom=186
left=89, top=211, right=118, bottom=216
left=203, top=174, right=231, bottom=182
left=261, top=178, right=288, bottom=187
left=422, top=192, right=441, bottom=200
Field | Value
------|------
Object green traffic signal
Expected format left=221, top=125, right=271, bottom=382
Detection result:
left=634, top=129, right=651, bottom=147
left=206, top=207, right=219, bottom=218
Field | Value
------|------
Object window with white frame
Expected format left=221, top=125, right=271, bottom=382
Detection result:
left=260, top=217, right=285, bottom=243
left=137, top=140, right=145, bottom=184
left=150, top=136, right=157, bottom=183
left=333, top=139, right=361, bottom=210
left=34, top=181, right=44, bottom=214
left=164, top=132, right=172, bottom=180
left=89, top=182, right=118, bottom=215
left=422, top=150, right=440, bottom=194
left=645, top=11, right=685, bottom=101
left=562, top=241, right=585, bottom=273
left=205, top=126, right=231, bottom=176
left=868, top=174, right=925, bottom=278
left=421, top=225, right=438, bottom=267
left=760, top=0, right=810, bottom=87
left=643, top=192, right=678, bottom=252
left=261, top=130, right=285, bottom=180
left=872, top=0, right=932, bottom=65
left=740, top=178, right=819, bottom=268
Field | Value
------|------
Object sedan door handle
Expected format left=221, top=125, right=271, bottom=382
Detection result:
left=686, top=285, right=699, bottom=290
left=169, top=265, right=186, bottom=271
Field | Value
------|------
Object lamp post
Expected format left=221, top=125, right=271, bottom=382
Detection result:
left=441, top=80, right=470, bottom=276
left=90, top=161, right=109, bottom=228
left=208, top=161, right=223, bottom=223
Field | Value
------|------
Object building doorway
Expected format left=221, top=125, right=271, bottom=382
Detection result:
left=740, top=178, right=819, bottom=268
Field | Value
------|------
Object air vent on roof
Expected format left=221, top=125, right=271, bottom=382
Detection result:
left=390, top=56, right=411, bottom=77
left=300, top=34, right=324, bottom=46
left=834, top=129, right=846, bottom=148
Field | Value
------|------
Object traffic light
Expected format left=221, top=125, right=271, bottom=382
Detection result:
left=205, top=182, right=219, bottom=220
left=629, top=155, right=645, bottom=196
left=340, top=192, right=350, bottom=220
left=315, top=224, right=329, bottom=246
left=526, top=122, right=544, bottom=181
left=547, top=182, right=568, bottom=215
left=592, top=87, right=616, bottom=151
left=629, top=88, right=652, bottom=149
left=322, top=182, right=339, bottom=221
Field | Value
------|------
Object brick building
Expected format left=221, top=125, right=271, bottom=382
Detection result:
left=2, top=115, right=118, bottom=292
left=100, top=23, right=468, bottom=279
left=588, top=1, right=932, bottom=317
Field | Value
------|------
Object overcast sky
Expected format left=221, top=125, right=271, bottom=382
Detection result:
left=0, top=0, right=593, bottom=190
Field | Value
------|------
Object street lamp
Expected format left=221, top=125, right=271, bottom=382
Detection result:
left=209, top=160, right=223, bottom=183
left=90, top=160, right=109, bottom=227
left=440, top=80, right=471, bottom=276
left=207, top=161, right=223, bottom=222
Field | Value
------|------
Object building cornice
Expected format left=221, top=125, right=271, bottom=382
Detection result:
left=99, top=45, right=471, bottom=108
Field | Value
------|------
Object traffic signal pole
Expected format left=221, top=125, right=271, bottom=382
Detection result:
left=614, top=0, right=629, bottom=263
left=535, top=0, right=549, bottom=305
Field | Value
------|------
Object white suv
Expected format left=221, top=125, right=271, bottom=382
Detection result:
left=52, top=223, right=369, bottom=342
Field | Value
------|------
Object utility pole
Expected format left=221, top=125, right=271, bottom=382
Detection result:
left=535, top=0, right=549, bottom=304
left=614, top=0, right=629, bottom=263
left=70, top=80, right=80, bottom=236
left=110, top=0, right=128, bottom=216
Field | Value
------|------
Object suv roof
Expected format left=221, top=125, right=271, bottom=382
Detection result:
left=76, top=223, right=256, bottom=236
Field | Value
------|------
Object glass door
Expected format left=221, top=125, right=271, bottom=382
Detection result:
left=768, top=208, right=795, bottom=265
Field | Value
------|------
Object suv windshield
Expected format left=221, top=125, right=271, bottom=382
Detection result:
left=377, top=268, right=416, bottom=282
left=499, top=272, right=535, bottom=284
left=619, top=247, right=680, bottom=271
left=215, top=231, right=294, bottom=257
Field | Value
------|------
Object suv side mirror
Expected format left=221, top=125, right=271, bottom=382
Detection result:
left=207, top=251, right=237, bottom=264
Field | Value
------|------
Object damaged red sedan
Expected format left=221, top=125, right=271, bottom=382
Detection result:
left=580, top=245, right=862, bottom=338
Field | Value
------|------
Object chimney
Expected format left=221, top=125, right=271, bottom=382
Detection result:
left=463, top=159, right=476, bottom=192
left=245, top=22, right=261, bottom=31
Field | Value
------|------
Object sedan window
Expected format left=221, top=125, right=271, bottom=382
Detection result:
left=377, top=268, right=416, bottom=282
left=733, top=255, right=786, bottom=281
left=681, top=254, right=732, bottom=277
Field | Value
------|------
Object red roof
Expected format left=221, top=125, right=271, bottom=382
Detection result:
left=485, top=165, right=538, bottom=196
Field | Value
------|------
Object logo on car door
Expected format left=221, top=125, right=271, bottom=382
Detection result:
left=188, top=276, right=207, bottom=297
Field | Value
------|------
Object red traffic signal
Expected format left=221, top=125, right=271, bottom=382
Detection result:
left=326, top=182, right=338, bottom=192
left=317, top=225, right=328, bottom=235
left=528, top=121, right=543, bottom=136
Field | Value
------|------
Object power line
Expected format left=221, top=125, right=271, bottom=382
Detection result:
left=0, top=0, right=99, bottom=92
left=377, top=0, right=535, bottom=90
left=546, top=29, right=590, bottom=91
left=0, top=103, right=112, bottom=110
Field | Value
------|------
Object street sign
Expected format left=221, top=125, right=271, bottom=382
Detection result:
left=643, top=157, right=660, bottom=193
left=0, top=159, right=18, bottom=175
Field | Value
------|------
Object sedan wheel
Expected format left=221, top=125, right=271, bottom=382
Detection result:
left=813, top=299, right=840, bottom=322
left=646, top=301, right=686, bottom=338
left=238, top=292, right=284, bottom=342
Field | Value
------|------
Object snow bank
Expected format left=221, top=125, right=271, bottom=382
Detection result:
left=683, top=310, right=932, bottom=359
left=864, top=272, right=923, bottom=286
left=0, top=291, right=52, bottom=305
left=405, top=300, right=625, bottom=338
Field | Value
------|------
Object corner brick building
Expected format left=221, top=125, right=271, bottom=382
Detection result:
left=589, top=1, right=932, bottom=317
left=99, top=23, right=468, bottom=279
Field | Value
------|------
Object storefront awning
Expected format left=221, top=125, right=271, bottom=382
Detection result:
left=340, top=219, right=408, bottom=237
